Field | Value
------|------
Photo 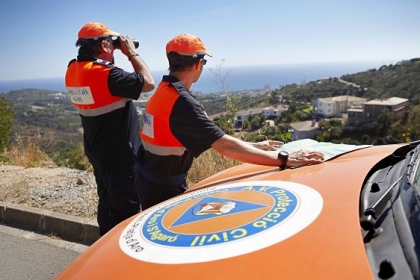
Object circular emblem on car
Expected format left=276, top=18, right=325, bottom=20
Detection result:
left=119, top=180, right=323, bottom=264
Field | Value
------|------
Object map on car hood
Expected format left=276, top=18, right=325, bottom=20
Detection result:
left=278, top=139, right=372, bottom=161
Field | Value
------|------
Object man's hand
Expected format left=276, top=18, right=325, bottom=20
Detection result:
left=118, top=35, right=137, bottom=57
left=115, top=35, right=155, bottom=92
left=252, top=140, right=284, bottom=151
left=287, top=149, right=324, bottom=168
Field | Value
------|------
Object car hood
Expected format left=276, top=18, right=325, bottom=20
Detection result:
left=56, top=143, right=404, bottom=280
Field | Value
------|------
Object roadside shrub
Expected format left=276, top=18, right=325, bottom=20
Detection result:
left=6, top=135, right=56, bottom=168
left=62, top=143, right=93, bottom=172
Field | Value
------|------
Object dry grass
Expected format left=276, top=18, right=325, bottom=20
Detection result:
left=5, top=135, right=56, bottom=168
left=1, top=135, right=241, bottom=189
left=187, top=149, right=241, bottom=185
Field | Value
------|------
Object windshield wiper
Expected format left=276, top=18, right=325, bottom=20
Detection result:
left=361, top=175, right=403, bottom=235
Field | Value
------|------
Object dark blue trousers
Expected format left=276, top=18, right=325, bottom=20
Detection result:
left=95, top=169, right=140, bottom=236
left=135, top=171, right=187, bottom=211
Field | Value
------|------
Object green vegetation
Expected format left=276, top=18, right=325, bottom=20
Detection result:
left=342, top=59, right=420, bottom=101
left=199, top=58, right=420, bottom=115
left=0, top=89, right=84, bottom=168
left=0, top=96, right=14, bottom=151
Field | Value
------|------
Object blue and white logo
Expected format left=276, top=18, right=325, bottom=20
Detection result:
left=120, top=181, right=323, bottom=264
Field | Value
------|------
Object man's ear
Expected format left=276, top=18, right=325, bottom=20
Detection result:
left=194, top=60, right=201, bottom=71
left=101, top=40, right=112, bottom=54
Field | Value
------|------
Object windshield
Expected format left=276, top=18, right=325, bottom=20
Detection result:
left=360, top=142, right=420, bottom=280
left=409, top=146, right=420, bottom=205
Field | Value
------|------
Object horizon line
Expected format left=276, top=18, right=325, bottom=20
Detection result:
left=1, top=59, right=412, bottom=83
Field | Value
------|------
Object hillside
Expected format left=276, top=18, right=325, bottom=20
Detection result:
left=342, top=59, right=420, bottom=101
left=198, top=58, right=420, bottom=115
left=2, top=58, right=420, bottom=165
left=2, top=89, right=83, bottom=164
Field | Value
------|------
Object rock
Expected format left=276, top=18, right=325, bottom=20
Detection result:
left=77, top=178, right=86, bottom=185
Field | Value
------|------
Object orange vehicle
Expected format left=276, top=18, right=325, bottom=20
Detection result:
left=56, top=140, right=420, bottom=280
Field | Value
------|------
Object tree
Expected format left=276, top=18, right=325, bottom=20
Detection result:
left=0, top=97, right=15, bottom=151
left=245, top=113, right=266, bottom=130
left=269, top=91, right=279, bottom=105
left=318, top=119, right=343, bottom=142
left=376, top=108, right=392, bottom=137
left=209, top=60, right=240, bottom=135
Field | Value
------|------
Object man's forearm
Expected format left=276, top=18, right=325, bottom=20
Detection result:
left=129, top=55, right=155, bottom=92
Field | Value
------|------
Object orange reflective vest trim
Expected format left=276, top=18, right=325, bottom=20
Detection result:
left=65, top=59, right=128, bottom=117
left=140, top=81, right=186, bottom=156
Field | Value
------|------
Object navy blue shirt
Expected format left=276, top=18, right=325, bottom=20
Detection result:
left=139, top=76, right=225, bottom=178
left=71, top=56, right=145, bottom=176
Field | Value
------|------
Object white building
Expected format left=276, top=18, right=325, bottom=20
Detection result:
left=261, top=105, right=288, bottom=119
left=314, top=95, right=367, bottom=118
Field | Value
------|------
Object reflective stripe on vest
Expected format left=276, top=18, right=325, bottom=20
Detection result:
left=140, top=81, right=185, bottom=156
left=142, top=141, right=186, bottom=156
left=65, top=59, right=126, bottom=117
left=74, top=98, right=128, bottom=116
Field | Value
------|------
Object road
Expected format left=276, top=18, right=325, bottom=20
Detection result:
left=0, top=224, right=88, bottom=280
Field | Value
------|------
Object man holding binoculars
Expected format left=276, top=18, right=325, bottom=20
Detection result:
left=65, top=22, right=155, bottom=236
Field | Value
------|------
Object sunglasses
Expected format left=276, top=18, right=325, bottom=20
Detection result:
left=202, top=59, right=207, bottom=65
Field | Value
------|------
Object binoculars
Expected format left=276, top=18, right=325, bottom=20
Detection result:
left=112, top=39, right=139, bottom=49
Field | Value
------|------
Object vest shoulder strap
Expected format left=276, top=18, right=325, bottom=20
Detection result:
left=93, top=59, right=115, bottom=69
left=67, top=58, right=76, bottom=68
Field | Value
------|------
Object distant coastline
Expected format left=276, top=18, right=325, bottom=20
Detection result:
left=0, top=62, right=383, bottom=94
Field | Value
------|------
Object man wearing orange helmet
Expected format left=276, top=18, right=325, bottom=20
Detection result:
left=65, top=22, right=155, bottom=235
left=136, top=34, right=324, bottom=210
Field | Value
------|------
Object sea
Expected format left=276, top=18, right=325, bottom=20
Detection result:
left=0, top=62, right=383, bottom=94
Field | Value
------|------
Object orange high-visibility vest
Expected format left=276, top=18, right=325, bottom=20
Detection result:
left=65, top=59, right=128, bottom=116
left=140, top=81, right=186, bottom=156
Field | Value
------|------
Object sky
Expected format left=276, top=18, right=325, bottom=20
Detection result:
left=0, top=0, right=419, bottom=82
